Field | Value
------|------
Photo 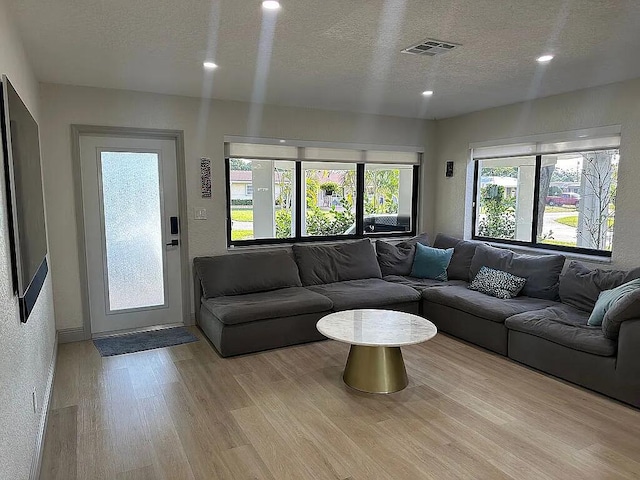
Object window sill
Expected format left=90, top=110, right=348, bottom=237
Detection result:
left=226, top=233, right=416, bottom=251
left=483, top=240, right=612, bottom=264
left=227, top=237, right=365, bottom=251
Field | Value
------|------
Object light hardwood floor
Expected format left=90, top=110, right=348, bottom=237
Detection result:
left=41, top=327, right=640, bottom=480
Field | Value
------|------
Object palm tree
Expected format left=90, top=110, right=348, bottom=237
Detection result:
left=364, top=169, right=399, bottom=214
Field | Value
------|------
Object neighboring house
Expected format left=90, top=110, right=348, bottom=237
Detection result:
left=480, top=176, right=518, bottom=197
left=479, top=178, right=581, bottom=199
left=229, top=170, right=253, bottom=200
left=313, top=170, right=349, bottom=207
left=229, top=169, right=290, bottom=202
left=230, top=168, right=348, bottom=206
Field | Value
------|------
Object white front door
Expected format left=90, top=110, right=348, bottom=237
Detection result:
left=80, top=135, right=183, bottom=335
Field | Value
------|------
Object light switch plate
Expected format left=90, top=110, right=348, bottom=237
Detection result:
left=195, top=208, right=207, bottom=220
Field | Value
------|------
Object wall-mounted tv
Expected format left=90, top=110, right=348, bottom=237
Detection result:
left=1, top=75, right=48, bottom=322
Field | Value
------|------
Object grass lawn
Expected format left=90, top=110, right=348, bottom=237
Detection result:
left=231, top=209, right=254, bottom=222
left=544, top=205, right=578, bottom=213
left=541, top=239, right=577, bottom=248
left=556, top=215, right=614, bottom=229
left=556, top=215, right=578, bottom=228
left=231, top=229, right=254, bottom=241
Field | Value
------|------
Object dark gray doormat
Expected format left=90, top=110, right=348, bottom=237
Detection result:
left=93, top=327, right=198, bottom=356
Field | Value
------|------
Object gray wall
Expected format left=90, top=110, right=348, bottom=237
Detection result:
left=0, top=1, right=57, bottom=478
left=38, top=83, right=434, bottom=331
left=434, top=78, right=640, bottom=269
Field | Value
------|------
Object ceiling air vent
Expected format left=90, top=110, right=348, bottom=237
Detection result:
left=401, top=38, right=460, bottom=57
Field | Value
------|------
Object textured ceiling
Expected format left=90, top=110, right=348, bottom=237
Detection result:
left=6, top=0, right=640, bottom=119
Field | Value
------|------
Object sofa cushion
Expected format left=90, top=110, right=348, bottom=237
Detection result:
left=588, top=278, right=640, bottom=326
left=469, top=266, right=526, bottom=299
left=410, top=244, right=453, bottom=281
left=560, top=261, right=640, bottom=313
left=602, top=288, right=640, bottom=340
left=433, top=234, right=481, bottom=281
left=293, top=239, right=382, bottom=286
left=470, top=244, right=565, bottom=300
left=375, top=233, right=430, bottom=276
left=422, top=285, right=557, bottom=323
left=194, top=249, right=302, bottom=298
left=383, top=275, right=469, bottom=292
left=307, top=279, right=420, bottom=311
left=201, top=287, right=333, bottom=325
left=505, top=305, right=616, bottom=357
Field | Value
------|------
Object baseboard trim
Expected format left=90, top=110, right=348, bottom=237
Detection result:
left=58, top=327, right=86, bottom=343
left=30, top=331, right=58, bottom=480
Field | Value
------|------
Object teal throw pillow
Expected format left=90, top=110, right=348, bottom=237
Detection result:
left=410, top=243, right=454, bottom=281
left=588, top=278, right=640, bottom=326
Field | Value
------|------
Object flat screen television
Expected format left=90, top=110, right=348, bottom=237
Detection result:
left=1, top=75, right=48, bottom=322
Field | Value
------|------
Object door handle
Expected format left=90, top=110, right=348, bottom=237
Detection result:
left=166, top=239, right=179, bottom=247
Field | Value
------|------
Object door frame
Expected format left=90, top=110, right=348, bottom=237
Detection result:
left=70, top=125, right=190, bottom=340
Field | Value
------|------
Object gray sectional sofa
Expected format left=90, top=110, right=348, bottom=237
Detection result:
left=193, top=234, right=640, bottom=408
left=193, top=239, right=420, bottom=357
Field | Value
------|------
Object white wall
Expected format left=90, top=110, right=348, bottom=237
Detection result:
left=38, top=83, right=433, bottom=331
left=434, top=78, right=640, bottom=269
left=0, top=1, right=57, bottom=478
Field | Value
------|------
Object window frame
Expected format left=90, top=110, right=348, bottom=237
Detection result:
left=471, top=148, right=616, bottom=257
left=226, top=158, right=419, bottom=247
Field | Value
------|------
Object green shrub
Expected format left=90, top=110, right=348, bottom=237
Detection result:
left=275, top=209, right=292, bottom=238
left=306, top=199, right=355, bottom=236
left=477, top=185, right=516, bottom=239
left=320, top=182, right=340, bottom=195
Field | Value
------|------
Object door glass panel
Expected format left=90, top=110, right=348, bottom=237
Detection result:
left=100, top=151, right=165, bottom=311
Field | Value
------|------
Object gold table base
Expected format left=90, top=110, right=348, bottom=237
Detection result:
left=342, top=345, right=408, bottom=394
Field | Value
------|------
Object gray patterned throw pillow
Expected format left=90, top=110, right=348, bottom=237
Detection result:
left=469, top=266, right=527, bottom=299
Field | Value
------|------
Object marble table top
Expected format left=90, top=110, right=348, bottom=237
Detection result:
left=316, top=309, right=437, bottom=347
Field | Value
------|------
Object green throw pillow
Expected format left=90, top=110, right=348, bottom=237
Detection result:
left=410, top=243, right=454, bottom=281
left=588, top=278, right=640, bottom=326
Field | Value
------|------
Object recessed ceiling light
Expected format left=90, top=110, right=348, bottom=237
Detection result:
left=279, top=139, right=286, bottom=143
left=536, top=55, right=554, bottom=63
left=262, top=1, right=281, bottom=10
left=203, top=62, right=218, bottom=70
left=578, top=134, right=588, bottom=138
left=422, top=90, right=434, bottom=96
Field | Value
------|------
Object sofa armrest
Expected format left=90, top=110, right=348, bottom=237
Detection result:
left=603, top=288, right=640, bottom=339
left=616, top=318, right=640, bottom=381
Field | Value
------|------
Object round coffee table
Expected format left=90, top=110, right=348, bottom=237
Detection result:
left=316, top=309, right=437, bottom=394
